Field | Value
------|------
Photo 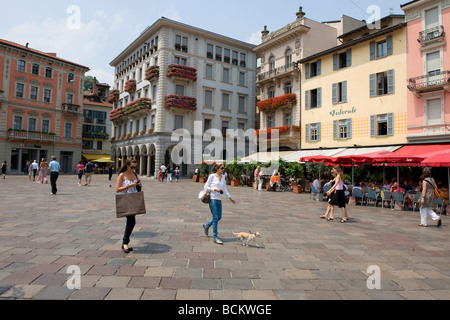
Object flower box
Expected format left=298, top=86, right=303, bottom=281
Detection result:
left=166, top=64, right=197, bottom=82
left=257, top=93, right=297, bottom=112
left=108, top=89, right=120, bottom=103
left=165, top=94, right=197, bottom=111
left=125, top=79, right=137, bottom=93
left=255, top=125, right=301, bottom=139
left=145, top=65, right=160, bottom=81
left=109, top=107, right=125, bottom=121
left=124, top=97, right=152, bottom=116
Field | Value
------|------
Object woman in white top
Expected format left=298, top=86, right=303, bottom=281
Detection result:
left=202, top=164, right=236, bottom=245
left=116, top=159, right=142, bottom=253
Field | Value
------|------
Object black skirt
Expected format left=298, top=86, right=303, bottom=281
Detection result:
left=328, top=190, right=346, bottom=208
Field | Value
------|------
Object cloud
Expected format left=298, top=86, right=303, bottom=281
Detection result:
left=247, top=30, right=262, bottom=45
left=158, top=3, right=183, bottom=22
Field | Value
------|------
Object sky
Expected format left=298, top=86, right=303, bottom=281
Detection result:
left=0, top=0, right=407, bottom=86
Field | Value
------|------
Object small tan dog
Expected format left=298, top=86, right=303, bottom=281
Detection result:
left=232, top=231, right=262, bottom=247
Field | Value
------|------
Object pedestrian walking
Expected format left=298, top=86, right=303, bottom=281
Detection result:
left=166, top=164, right=173, bottom=182
left=116, top=159, right=143, bottom=253
left=174, top=166, right=180, bottom=182
left=1, top=161, right=7, bottom=179
left=326, top=166, right=348, bottom=223
left=202, top=163, right=236, bottom=245
left=76, top=161, right=85, bottom=186
left=85, top=160, right=94, bottom=186
left=36, top=158, right=48, bottom=184
left=419, top=168, right=442, bottom=227
left=108, top=166, right=114, bottom=181
left=31, top=160, right=39, bottom=181
left=254, top=166, right=261, bottom=190
left=48, top=156, right=60, bottom=195
left=160, top=163, right=166, bottom=182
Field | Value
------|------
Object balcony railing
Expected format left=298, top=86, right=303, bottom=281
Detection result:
left=257, top=64, right=295, bottom=82
left=62, top=103, right=81, bottom=114
left=407, top=70, right=450, bottom=94
left=7, top=130, right=57, bottom=142
left=418, top=25, right=445, bottom=45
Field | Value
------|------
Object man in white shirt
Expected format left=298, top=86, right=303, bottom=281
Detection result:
left=160, top=164, right=166, bottom=183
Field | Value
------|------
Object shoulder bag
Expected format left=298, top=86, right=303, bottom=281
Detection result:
left=425, top=179, right=441, bottom=199
left=116, top=191, right=146, bottom=218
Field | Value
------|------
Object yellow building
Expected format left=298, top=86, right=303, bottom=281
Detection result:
left=299, top=16, right=408, bottom=150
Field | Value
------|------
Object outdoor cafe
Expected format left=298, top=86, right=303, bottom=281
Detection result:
left=300, top=144, right=450, bottom=215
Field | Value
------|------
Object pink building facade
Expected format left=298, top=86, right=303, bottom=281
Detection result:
left=402, top=0, right=450, bottom=143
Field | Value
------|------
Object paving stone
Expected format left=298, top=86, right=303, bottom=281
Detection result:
left=1, top=176, right=449, bottom=300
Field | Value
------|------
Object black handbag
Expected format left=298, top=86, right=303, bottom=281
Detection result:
left=134, top=172, right=142, bottom=192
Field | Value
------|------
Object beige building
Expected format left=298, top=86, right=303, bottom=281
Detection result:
left=109, top=17, right=257, bottom=177
left=254, top=7, right=365, bottom=151
left=299, top=15, right=408, bottom=150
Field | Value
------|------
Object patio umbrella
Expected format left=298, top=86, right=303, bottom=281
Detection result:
left=420, top=151, right=450, bottom=190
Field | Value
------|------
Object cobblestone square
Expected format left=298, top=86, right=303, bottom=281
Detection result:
left=0, top=175, right=449, bottom=300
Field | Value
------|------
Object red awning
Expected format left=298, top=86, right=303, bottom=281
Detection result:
left=396, top=144, right=450, bottom=167
left=396, top=144, right=450, bottom=156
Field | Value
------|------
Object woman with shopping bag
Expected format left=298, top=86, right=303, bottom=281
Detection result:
left=115, top=159, right=144, bottom=253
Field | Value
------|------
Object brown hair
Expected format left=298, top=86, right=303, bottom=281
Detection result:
left=333, top=165, right=345, bottom=181
left=422, top=168, right=432, bottom=178
left=212, top=163, right=224, bottom=173
left=119, top=158, right=137, bottom=174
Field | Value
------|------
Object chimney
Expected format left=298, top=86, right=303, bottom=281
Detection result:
left=92, top=77, right=97, bottom=95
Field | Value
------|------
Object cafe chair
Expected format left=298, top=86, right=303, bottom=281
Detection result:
left=391, top=191, right=405, bottom=211
left=352, top=188, right=365, bottom=206
left=366, top=189, right=379, bottom=207
left=412, top=192, right=422, bottom=212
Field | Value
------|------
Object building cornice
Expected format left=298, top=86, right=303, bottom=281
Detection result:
left=110, top=17, right=256, bottom=67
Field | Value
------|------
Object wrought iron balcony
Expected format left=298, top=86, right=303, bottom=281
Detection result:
left=407, top=70, right=450, bottom=96
left=257, top=64, right=297, bottom=83
left=418, top=25, right=445, bottom=45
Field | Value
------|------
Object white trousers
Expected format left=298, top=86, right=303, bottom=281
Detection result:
left=419, top=207, right=439, bottom=226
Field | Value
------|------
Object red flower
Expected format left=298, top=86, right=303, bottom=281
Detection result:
left=257, top=93, right=297, bottom=112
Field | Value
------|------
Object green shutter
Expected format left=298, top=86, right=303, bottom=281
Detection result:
left=370, top=74, right=376, bottom=97
left=332, top=83, right=337, bottom=104
left=370, top=41, right=376, bottom=60
left=333, top=120, right=338, bottom=140
left=370, top=115, right=376, bottom=137
left=387, top=113, right=394, bottom=136
left=387, top=35, right=393, bottom=56
left=387, top=69, right=395, bottom=94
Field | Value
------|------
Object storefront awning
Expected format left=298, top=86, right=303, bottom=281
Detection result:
left=82, top=154, right=112, bottom=162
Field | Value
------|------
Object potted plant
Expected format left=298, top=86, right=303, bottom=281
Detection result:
left=199, top=163, right=209, bottom=183
left=225, top=159, right=242, bottom=187
left=286, top=162, right=304, bottom=193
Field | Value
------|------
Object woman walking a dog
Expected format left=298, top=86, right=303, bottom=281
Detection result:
left=202, top=163, right=236, bottom=245
left=326, top=166, right=348, bottom=223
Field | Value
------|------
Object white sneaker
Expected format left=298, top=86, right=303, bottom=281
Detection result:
left=213, top=238, right=223, bottom=245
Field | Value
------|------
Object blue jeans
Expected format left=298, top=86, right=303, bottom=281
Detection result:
left=206, top=199, right=222, bottom=239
